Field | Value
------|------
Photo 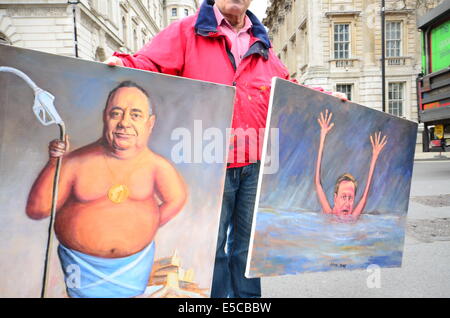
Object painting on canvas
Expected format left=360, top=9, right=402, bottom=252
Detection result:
left=246, top=78, right=418, bottom=278
left=0, top=44, right=234, bottom=297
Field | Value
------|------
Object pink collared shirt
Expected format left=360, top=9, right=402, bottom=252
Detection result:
left=213, top=4, right=252, bottom=68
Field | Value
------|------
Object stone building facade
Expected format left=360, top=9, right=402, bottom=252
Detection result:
left=165, top=0, right=199, bottom=26
left=264, top=0, right=443, bottom=129
left=0, top=0, right=198, bottom=61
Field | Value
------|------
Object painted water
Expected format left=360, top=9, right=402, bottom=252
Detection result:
left=248, top=208, right=406, bottom=277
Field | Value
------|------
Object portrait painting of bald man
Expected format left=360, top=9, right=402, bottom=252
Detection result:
left=0, top=44, right=234, bottom=297
left=246, top=78, right=418, bottom=278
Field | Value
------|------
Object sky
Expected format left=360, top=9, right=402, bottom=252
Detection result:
left=249, top=0, right=268, bottom=20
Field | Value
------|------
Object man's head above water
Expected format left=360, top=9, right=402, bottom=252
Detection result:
left=332, top=173, right=358, bottom=215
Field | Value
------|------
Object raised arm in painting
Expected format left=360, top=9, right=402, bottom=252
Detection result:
left=315, top=110, right=334, bottom=214
left=351, top=132, right=387, bottom=218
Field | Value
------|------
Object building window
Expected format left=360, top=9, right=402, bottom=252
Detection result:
left=122, top=16, right=128, bottom=45
left=282, top=46, right=287, bottom=64
left=184, top=9, right=189, bottom=17
left=334, top=23, right=350, bottom=59
left=301, top=29, right=308, bottom=68
left=388, top=82, right=404, bottom=117
left=95, top=47, right=106, bottom=62
left=288, top=35, right=296, bottom=73
left=92, top=0, right=99, bottom=11
left=133, top=29, right=138, bottom=51
left=142, top=31, right=146, bottom=47
left=336, top=84, right=353, bottom=101
left=152, top=2, right=157, bottom=18
left=172, top=8, right=177, bottom=17
left=386, top=21, right=402, bottom=57
left=107, top=1, right=113, bottom=22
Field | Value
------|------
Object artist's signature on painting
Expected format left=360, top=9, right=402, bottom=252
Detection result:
left=330, top=263, right=347, bottom=268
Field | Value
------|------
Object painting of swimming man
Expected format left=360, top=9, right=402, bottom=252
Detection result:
left=315, top=109, right=387, bottom=221
left=246, top=78, right=418, bottom=278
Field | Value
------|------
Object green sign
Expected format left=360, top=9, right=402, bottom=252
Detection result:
left=421, top=32, right=426, bottom=74
left=431, top=19, right=450, bottom=73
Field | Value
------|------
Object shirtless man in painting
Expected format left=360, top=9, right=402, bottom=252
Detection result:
left=26, top=81, right=187, bottom=297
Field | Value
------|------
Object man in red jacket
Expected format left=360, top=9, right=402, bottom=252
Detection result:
left=105, top=0, right=346, bottom=298
left=105, top=0, right=288, bottom=298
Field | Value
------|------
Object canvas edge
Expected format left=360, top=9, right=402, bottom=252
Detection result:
left=205, top=86, right=237, bottom=295
left=244, top=76, right=279, bottom=279
left=0, top=43, right=235, bottom=91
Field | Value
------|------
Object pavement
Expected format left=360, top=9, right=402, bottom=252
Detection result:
left=414, top=151, right=449, bottom=161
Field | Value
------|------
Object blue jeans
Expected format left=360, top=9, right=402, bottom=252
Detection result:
left=211, top=162, right=261, bottom=298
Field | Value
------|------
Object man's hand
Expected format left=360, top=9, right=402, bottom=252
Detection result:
left=317, top=109, right=334, bottom=139
left=331, top=92, right=348, bottom=102
left=49, top=135, right=69, bottom=159
left=104, top=56, right=124, bottom=67
left=370, top=131, right=387, bottom=159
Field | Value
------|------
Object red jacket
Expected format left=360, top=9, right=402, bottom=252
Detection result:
left=114, top=0, right=290, bottom=167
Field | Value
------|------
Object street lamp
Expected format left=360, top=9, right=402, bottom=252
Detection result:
left=381, top=0, right=386, bottom=113
left=68, top=1, right=80, bottom=58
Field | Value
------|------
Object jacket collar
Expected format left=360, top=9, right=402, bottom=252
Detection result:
left=194, top=0, right=271, bottom=50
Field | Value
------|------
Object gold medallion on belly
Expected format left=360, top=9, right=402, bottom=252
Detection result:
left=108, top=184, right=130, bottom=204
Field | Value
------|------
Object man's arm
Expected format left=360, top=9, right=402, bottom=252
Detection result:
left=26, top=137, right=73, bottom=219
left=315, top=110, right=334, bottom=214
left=351, top=132, right=387, bottom=218
left=154, top=157, right=188, bottom=227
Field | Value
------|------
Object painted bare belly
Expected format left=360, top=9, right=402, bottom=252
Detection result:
left=54, top=198, right=160, bottom=258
